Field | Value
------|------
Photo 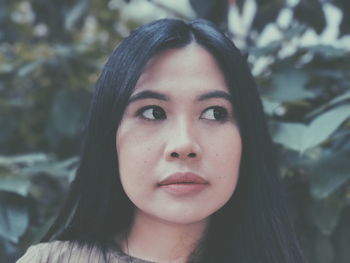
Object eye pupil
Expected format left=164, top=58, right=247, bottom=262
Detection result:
left=201, top=106, right=228, bottom=122
left=153, top=108, right=164, bottom=119
left=213, top=108, right=222, bottom=119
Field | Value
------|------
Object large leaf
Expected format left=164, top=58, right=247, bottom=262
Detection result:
left=264, top=67, right=313, bottom=102
left=0, top=175, right=30, bottom=196
left=21, top=156, right=79, bottom=181
left=0, top=192, right=29, bottom=243
left=306, top=92, right=350, bottom=120
left=261, top=98, right=281, bottom=115
left=273, top=104, right=350, bottom=152
left=307, top=195, right=344, bottom=236
left=304, top=149, right=350, bottom=200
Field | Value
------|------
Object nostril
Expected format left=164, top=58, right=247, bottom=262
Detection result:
left=171, top=152, right=179, bottom=158
left=188, top=153, right=196, bottom=158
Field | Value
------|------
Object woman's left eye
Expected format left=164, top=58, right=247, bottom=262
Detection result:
left=200, top=106, right=229, bottom=122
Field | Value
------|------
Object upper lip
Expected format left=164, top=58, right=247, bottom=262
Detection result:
left=158, top=172, right=208, bottom=186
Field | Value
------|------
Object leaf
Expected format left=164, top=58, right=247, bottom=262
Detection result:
left=307, top=45, right=348, bottom=60
left=272, top=122, right=306, bottom=152
left=306, top=92, right=350, bottom=120
left=251, top=0, right=284, bottom=32
left=313, top=233, right=335, bottom=263
left=0, top=64, right=15, bottom=74
left=21, top=156, right=79, bottom=181
left=333, top=0, right=350, bottom=36
left=17, top=60, right=44, bottom=78
left=0, top=153, right=49, bottom=167
left=308, top=196, right=344, bottom=236
left=261, top=98, right=281, bottom=115
left=293, top=0, right=326, bottom=34
left=64, top=0, right=90, bottom=31
left=264, top=67, right=313, bottom=102
left=303, top=104, right=350, bottom=151
left=0, top=192, right=29, bottom=243
left=0, top=176, right=30, bottom=197
left=44, top=88, right=89, bottom=148
left=235, top=0, right=245, bottom=13
left=305, top=149, right=350, bottom=200
left=190, top=0, right=228, bottom=26
left=273, top=104, right=350, bottom=152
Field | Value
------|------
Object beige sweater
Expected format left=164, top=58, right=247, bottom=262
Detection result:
left=16, top=240, right=154, bottom=263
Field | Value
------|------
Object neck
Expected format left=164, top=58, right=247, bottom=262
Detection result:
left=118, top=210, right=208, bottom=263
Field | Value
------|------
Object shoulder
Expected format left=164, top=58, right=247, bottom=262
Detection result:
left=16, top=240, right=108, bottom=263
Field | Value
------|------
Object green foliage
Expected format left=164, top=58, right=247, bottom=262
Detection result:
left=0, top=0, right=349, bottom=262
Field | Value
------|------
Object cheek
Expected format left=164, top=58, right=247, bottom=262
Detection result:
left=116, top=126, right=161, bottom=186
left=209, top=127, right=242, bottom=196
left=210, top=126, right=242, bottom=164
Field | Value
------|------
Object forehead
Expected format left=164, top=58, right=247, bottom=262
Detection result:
left=134, top=44, right=228, bottom=94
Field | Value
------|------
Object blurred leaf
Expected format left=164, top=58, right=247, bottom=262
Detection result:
left=45, top=88, right=89, bottom=148
left=64, top=0, right=90, bottom=32
left=261, top=98, right=281, bottom=115
left=293, top=0, right=326, bottom=34
left=314, top=233, right=335, bottom=263
left=273, top=104, right=350, bottom=152
left=0, top=192, right=29, bottom=243
left=0, top=64, right=15, bottom=74
left=21, top=156, right=79, bottom=182
left=273, top=122, right=305, bottom=152
left=306, top=92, right=350, bottom=120
left=0, top=176, right=30, bottom=197
left=17, top=60, right=44, bottom=78
left=235, top=0, right=245, bottom=13
left=304, top=149, right=350, bottom=200
left=333, top=0, right=350, bottom=36
left=307, top=45, right=348, bottom=60
left=0, top=153, right=49, bottom=167
left=334, top=212, right=350, bottom=263
left=248, top=40, right=281, bottom=57
left=264, top=67, right=313, bottom=102
left=308, top=197, right=344, bottom=236
left=0, top=236, right=21, bottom=263
left=0, top=117, right=17, bottom=148
left=251, top=0, right=284, bottom=32
left=190, top=0, right=228, bottom=27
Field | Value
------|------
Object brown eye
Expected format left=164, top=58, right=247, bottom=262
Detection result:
left=201, top=106, right=228, bottom=122
left=137, top=106, right=166, bottom=120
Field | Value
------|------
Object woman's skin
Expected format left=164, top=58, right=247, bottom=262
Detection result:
left=115, top=44, right=242, bottom=263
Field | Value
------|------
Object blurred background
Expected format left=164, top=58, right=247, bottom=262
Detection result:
left=0, top=0, right=349, bottom=262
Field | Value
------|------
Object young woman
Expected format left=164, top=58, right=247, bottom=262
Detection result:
left=17, top=19, right=306, bottom=263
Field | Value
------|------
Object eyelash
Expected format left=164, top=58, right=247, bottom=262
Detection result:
left=135, top=105, right=229, bottom=122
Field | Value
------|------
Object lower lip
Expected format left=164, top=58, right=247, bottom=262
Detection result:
left=158, top=183, right=208, bottom=195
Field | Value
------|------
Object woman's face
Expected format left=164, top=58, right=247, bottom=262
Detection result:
left=116, top=44, right=242, bottom=225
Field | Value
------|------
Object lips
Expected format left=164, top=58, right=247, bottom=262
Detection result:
left=158, top=172, right=208, bottom=195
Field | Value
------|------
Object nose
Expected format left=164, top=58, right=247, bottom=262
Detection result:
left=164, top=118, right=202, bottom=161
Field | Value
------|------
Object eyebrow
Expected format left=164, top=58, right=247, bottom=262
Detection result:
left=127, top=90, right=232, bottom=104
left=128, top=90, right=169, bottom=103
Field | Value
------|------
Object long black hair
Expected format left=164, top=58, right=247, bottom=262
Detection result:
left=43, top=18, right=306, bottom=263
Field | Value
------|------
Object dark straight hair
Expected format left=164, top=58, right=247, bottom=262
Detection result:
left=43, top=18, right=306, bottom=263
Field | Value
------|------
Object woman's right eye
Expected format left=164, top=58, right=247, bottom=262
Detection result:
left=137, top=106, right=166, bottom=121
